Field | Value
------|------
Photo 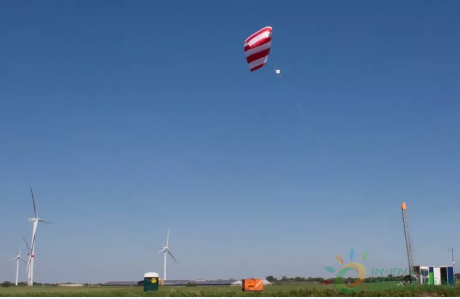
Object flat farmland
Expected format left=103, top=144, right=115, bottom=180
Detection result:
left=0, top=282, right=459, bottom=297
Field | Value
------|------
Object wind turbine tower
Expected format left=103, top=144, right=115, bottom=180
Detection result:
left=26, top=188, right=51, bottom=286
left=10, top=244, right=27, bottom=286
left=401, top=202, right=414, bottom=275
left=158, top=229, right=177, bottom=281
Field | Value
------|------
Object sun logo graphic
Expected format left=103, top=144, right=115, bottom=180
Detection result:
left=324, top=248, right=368, bottom=294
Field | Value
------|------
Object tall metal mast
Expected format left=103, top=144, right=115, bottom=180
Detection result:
left=401, top=202, right=414, bottom=275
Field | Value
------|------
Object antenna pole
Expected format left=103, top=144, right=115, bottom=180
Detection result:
left=452, top=246, right=455, bottom=277
left=401, top=202, right=414, bottom=275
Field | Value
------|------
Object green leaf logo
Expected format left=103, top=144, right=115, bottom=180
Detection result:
left=361, top=250, right=368, bottom=261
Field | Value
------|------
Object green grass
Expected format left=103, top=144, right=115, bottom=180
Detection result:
left=0, top=282, right=459, bottom=297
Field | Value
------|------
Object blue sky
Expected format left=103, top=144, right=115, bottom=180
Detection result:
left=1, top=0, right=459, bottom=284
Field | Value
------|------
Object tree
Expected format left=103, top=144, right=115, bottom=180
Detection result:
left=2, top=281, right=13, bottom=288
left=266, top=276, right=275, bottom=282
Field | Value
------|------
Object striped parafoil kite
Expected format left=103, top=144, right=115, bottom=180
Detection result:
left=244, top=26, right=272, bottom=72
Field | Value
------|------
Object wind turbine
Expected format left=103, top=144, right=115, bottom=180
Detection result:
left=158, top=229, right=177, bottom=281
left=9, top=243, right=27, bottom=286
left=26, top=187, right=52, bottom=286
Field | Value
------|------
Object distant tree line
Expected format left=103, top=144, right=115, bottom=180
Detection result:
left=1, top=281, right=57, bottom=287
left=1, top=281, right=37, bottom=287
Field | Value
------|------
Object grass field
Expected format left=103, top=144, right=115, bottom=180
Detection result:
left=0, top=282, right=459, bottom=297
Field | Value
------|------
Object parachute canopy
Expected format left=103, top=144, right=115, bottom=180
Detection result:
left=244, top=26, right=272, bottom=72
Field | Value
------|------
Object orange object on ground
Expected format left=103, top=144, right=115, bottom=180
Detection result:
left=321, top=279, right=333, bottom=285
left=242, top=278, right=264, bottom=291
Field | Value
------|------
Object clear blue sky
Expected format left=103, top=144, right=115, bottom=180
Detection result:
left=1, top=0, right=459, bottom=284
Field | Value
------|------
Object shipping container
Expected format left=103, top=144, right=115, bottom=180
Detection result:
left=419, top=266, right=429, bottom=284
left=447, top=266, right=455, bottom=287
left=440, top=266, right=448, bottom=285
left=433, top=267, right=441, bottom=285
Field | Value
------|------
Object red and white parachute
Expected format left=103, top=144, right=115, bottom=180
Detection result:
left=243, top=26, right=273, bottom=72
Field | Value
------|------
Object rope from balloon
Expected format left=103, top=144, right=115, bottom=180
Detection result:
left=270, top=58, right=351, bottom=196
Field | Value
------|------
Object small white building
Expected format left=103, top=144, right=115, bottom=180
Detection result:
left=58, top=283, right=84, bottom=287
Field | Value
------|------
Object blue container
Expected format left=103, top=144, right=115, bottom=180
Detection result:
left=447, top=266, right=455, bottom=287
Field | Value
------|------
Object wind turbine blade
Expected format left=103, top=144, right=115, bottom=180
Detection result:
left=22, top=237, right=30, bottom=252
left=38, top=219, right=53, bottom=224
left=30, top=187, right=38, bottom=218
left=20, top=258, right=27, bottom=264
left=25, top=257, right=31, bottom=273
left=166, top=229, right=169, bottom=247
left=158, top=249, right=165, bottom=254
left=167, top=250, right=177, bottom=262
